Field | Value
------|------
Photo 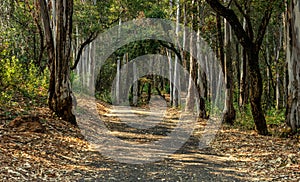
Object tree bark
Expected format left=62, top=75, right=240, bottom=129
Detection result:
left=248, top=50, right=268, bottom=135
left=185, top=0, right=196, bottom=112
left=132, top=61, right=138, bottom=106
left=115, top=57, right=121, bottom=105
left=196, top=3, right=208, bottom=118
left=223, top=13, right=236, bottom=124
left=286, top=0, right=300, bottom=131
left=274, top=17, right=283, bottom=110
left=166, top=49, right=173, bottom=105
left=172, top=0, right=181, bottom=107
left=239, top=27, right=249, bottom=110
left=38, top=0, right=76, bottom=125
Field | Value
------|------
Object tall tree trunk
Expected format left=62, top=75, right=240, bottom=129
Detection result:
left=132, top=61, right=138, bottom=106
left=115, top=19, right=122, bottom=105
left=286, top=0, right=300, bottom=131
left=207, top=0, right=272, bottom=135
left=239, top=9, right=249, bottom=110
left=265, top=29, right=271, bottom=110
left=186, top=0, right=196, bottom=112
left=216, top=14, right=224, bottom=71
left=89, top=41, right=95, bottom=94
left=115, top=57, right=120, bottom=105
left=38, top=0, right=76, bottom=125
left=173, top=0, right=180, bottom=107
left=274, top=17, right=283, bottom=110
left=283, top=2, right=289, bottom=108
left=196, top=3, right=208, bottom=118
left=223, top=7, right=236, bottom=124
left=239, top=43, right=248, bottom=109
left=248, top=49, right=268, bottom=135
left=167, top=49, right=173, bottom=105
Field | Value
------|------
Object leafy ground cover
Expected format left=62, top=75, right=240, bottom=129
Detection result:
left=0, top=95, right=299, bottom=181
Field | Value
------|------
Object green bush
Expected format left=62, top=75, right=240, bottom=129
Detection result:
left=233, top=102, right=285, bottom=131
left=95, top=90, right=112, bottom=104
left=234, top=103, right=255, bottom=130
left=265, top=108, right=285, bottom=125
left=0, top=56, right=49, bottom=106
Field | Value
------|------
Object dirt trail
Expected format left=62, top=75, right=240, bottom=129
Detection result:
left=0, top=98, right=299, bottom=181
left=74, top=97, right=248, bottom=181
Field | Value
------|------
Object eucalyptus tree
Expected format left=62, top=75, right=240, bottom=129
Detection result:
left=286, top=0, right=300, bottom=131
left=37, top=0, right=120, bottom=124
left=186, top=0, right=197, bottom=112
left=38, top=0, right=76, bottom=124
left=206, top=0, right=283, bottom=135
left=172, top=0, right=181, bottom=107
left=223, top=11, right=236, bottom=124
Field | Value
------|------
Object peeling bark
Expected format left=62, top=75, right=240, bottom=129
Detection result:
left=286, top=0, right=300, bottom=131
left=38, top=0, right=76, bottom=125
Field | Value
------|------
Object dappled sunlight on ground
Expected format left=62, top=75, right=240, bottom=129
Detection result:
left=0, top=97, right=299, bottom=181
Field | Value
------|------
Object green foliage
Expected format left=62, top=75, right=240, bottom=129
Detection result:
left=0, top=56, right=49, bottom=105
left=95, top=91, right=112, bottom=104
left=234, top=104, right=255, bottom=130
left=265, top=108, right=285, bottom=125
left=234, top=102, right=286, bottom=131
left=145, top=6, right=166, bottom=18
left=95, top=57, right=117, bottom=94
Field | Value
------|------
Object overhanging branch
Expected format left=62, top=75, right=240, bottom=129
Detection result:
left=70, top=32, right=98, bottom=70
left=206, top=0, right=252, bottom=51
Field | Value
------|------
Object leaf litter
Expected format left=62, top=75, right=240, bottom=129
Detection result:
left=0, top=97, right=299, bottom=181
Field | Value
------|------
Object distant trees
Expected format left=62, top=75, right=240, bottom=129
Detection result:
left=2, top=0, right=299, bottom=135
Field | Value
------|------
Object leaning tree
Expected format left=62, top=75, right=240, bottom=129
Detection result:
left=206, top=0, right=282, bottom=135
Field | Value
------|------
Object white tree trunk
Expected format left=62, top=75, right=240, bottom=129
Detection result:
left=173, top=0, right=180, bottom=107
left=115, top=18, right=122, bottom=105
left=116, top=57, right=120, bottom=105
left=239, top=14, right=248, bottom=109
left=167, top=49, right=173, bottom=105
left=283, top=7, right=288, bottom=107
left=274, top=19, right=282, bottom=110
left=185, top=5, right=195, bottom=111
left=266, top=29, right=271, bottom=110
left=133, top=61, right=138, bottom=106
left=89, top=41, right=95, bottom=93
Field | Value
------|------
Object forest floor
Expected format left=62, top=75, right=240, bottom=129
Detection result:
left=0, top=94, right=299, bottom=181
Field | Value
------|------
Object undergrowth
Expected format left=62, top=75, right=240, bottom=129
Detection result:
left=0, top=56, right=48, bottom=110
left=233, top=103, right=286, bottom=133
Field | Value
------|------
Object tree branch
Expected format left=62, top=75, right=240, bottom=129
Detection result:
left=233, top=0, right=253, bottom=40
left=70, top=32, right=98, bottom=70
left=254, top=3, right=275, bottom=50
left=206, top=0, right=252, bottom=51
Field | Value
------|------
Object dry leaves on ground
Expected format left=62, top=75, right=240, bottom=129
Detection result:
left=0, top=99, right=299, bottom=181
